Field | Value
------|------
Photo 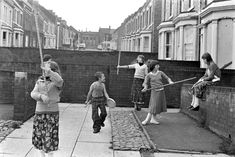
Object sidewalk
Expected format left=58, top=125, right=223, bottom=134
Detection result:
left=0, top=103, right=232, bottom=157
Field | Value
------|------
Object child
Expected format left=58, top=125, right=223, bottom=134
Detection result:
left=85, top=72, right=109, bottom=133
left=117, top=55, right=148, bottom=111
left=188, top=52, right=221, bottom=111
left=142, top=60, right=173, bottom=125
left=43, top=54, right=52, bottom=63
left=31, top=61, right=63, bottom=157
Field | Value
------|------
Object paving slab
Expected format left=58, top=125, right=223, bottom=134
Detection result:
left=114, top=150, right=141, bottom=157
left=192, top=154, right=232, bottom=157
left=72, top=142, right=113, bottom=157
left=26, top=146, right=74, bottom=157
left=154, top=153, right=193, bottom=157
left=0, top=138, right=32, bottom=156
left=78, top=107, right=111, bottom=143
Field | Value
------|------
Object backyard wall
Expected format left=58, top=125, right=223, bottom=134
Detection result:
left=0, top=47, right=234, bottom=121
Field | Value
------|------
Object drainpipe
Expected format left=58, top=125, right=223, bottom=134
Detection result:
left=56, top=22, right=60, bottom=50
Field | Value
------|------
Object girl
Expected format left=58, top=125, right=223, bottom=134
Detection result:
left=142, top=60, right=173, bottom=125
left=31, top=61, right=63, bottom=157
left=188, top=52, right=221, bottom=111
left=117, top=55, right=148, bottom=111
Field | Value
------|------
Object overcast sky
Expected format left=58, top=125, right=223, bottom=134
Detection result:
left=38, top=0, right=146, bottom=31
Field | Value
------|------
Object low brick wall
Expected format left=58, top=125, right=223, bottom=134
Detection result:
left=181, top=84, right=235, bottom=142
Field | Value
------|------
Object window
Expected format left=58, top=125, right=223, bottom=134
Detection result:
left=17, top=11, right=20, bottom=24
left=188, top=0, right=194, bottom=11
left=4, top=6, right=7, bottom=22
left=149, top=7, right=152, bottom=25
left=165, top=32, right=172, bottom=59
left=184, top=26, right=195, bottom=60
left=3, top=32, right=6, bottom=40
left=9, top=10, right=12, bottom=24
left=140, top=15, right=142, bottom=29
left=145, top=11, right=148, bottom=27
left=143, top=37, right=149, bottom=52
left=13, top=9, right=16, bottom=22
left=142, top=13, right=144, bottom=28
left=15, top=33, right=19, bottom=40
left=169, top=0, right=173, bottom=17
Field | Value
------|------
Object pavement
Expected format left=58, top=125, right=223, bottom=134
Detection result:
left=0, top=103, right=233, bottom=157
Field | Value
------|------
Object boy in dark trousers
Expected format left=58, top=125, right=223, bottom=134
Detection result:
left=85, top=72, right=109, bottom=133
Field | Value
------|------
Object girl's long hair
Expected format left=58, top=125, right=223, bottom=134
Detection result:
left=49, top=61, right=61, bottom=76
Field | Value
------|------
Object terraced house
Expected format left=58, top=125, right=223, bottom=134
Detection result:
left=118, top=0, right=162, bottom=53
left=0, top=0, right=14, bottom=47
left=0, top=0, right=79, bottom=50
left=158, top=0, right=235, bottom=69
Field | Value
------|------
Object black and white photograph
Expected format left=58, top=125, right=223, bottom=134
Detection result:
left=0, top=0, right=234, bottom=156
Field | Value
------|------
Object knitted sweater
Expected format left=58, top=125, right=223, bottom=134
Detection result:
left=128, top=63, right=148, bottom=79
left=201, top=61, right=221, bottom=81
left=31, top=70, right=63, bottom=113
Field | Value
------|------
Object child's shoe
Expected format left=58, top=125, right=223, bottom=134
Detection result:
left=101, top=123, right=105, bottom=127
left=150, top=119, right=159, bottom=125
left=142, top=120, right=149, bottom=125
left=93, top=128, right=100, bottom=134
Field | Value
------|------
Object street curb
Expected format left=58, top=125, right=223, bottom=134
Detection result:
left=132, top=110, right=157, bottom=152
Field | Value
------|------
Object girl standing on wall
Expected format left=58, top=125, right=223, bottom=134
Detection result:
left=117, top=55, right=148, bottom=111
left=142, top=60, right=173, bottom=125
left=31, top=61, right=63, bottom=157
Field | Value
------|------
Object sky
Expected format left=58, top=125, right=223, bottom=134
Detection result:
left=38, top=0, right=147, bottom=32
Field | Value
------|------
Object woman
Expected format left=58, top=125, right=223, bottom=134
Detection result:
left=142, top=60, right=173, bottom=125
left=117, top=55, right=148, bottom=111
left=31, top=61, right=63, bottom=157
left=188, top=52, right=221, bottom=111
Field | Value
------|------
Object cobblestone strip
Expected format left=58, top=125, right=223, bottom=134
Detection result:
left=110, top=110, right=152, bottom=151
left=0, top=120, right=22, bottom=143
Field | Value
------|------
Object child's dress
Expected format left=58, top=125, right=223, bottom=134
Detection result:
left=143, top=71, right=170, bottom=116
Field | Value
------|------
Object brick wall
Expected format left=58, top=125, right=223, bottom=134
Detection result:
left=0, top=71, right=14, bottom=105
left=181, top=84, right=235, bottom=141
left=0, top=48, right=235, bottom=120
left=0, top=48, right=203, bottom=107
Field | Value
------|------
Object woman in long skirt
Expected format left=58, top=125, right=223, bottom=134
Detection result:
left=142, top=60, right=173, bottom=125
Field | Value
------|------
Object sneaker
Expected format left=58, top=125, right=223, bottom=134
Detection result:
left=187, top=106, right=194, bottom=110
left=142, top=120, right=148, bottom=125
left=101, top=123, right=105, bottom=127
left=150, top=119, right=159, bottom=125
left=93, top=128, right=100, bottom=134
left=191, top=106, right=200, bottom=111
left=136, top=106, right=141, bottom=111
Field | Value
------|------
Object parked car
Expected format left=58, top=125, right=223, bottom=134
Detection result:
left=78, top=43, right=86, bottom=50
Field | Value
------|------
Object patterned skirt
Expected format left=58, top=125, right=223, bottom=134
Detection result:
left=131, top=78, right=145, bottom=104
left=32, top=112, right=59, bottom=153
left=149, top=90, right=167, bottom=116
left=192, top=81, right=214, bottom=98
